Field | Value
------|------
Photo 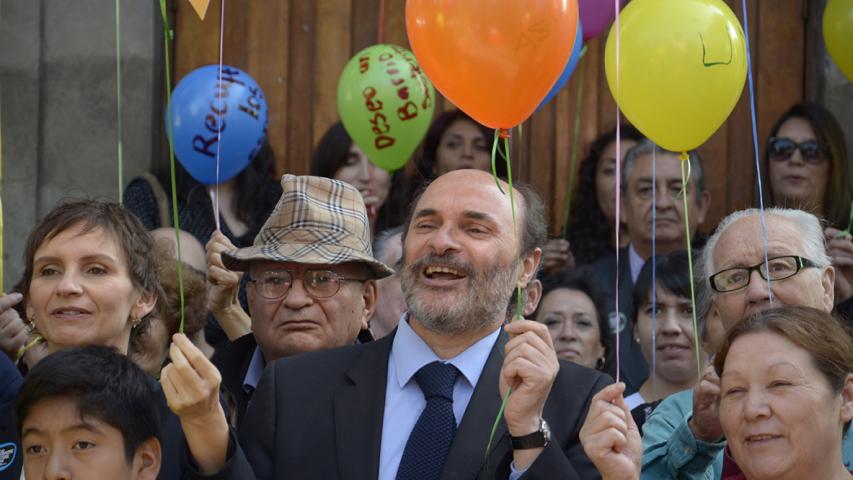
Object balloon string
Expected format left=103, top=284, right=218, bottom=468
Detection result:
left=214, top=0, right=225, bottom=231
left=116, top=0, right=124, bottom=204
left=485, top=133, right=517, bottom=461
left=679, top=154, right=702, bottom=384
left=159, top=0, right=186, bottom=333
left=741, top=0, right=773, bottom=302
left=561, top=47, right=588, bottom=238
left=613, top=0, right=622, bottom=385
left=651, top=144, right=657, bottom=397
left=490, top=130, right=506, bottom=195
left=377, top=0, right=386, bottom=44
left=503, top=135, right=516, bottom=224
left=485, top=386, right=512, bottom=460
left=368, top=163, right=377, bottom=220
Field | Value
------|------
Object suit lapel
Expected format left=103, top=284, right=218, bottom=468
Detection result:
left=334, top=333, right=393, bottom=480
left=619, top=247, right=634, bottom=311
left=441, top=330, right=508, bottom=480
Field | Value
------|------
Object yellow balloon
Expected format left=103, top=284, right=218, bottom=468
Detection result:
left=604, top=0, right=747, bottom=152
left=824, top=0, right=853, bottom=82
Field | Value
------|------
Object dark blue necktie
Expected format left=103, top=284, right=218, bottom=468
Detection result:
left=396, top=361, right=460, bottom=480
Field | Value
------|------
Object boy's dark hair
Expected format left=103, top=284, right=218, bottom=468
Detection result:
left=16, top=346, right=161, bottom=463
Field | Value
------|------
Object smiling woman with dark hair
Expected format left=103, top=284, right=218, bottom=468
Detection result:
left=625, top=251, right=709, bottom=426
left=763, top=103, right=852, bottom=229
left=534, top=269, right=614, bottom=377
left=0, top=199, right=234, bottom=479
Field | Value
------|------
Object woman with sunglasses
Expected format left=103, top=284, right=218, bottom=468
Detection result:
left=764, top=103, right=852, bottom=229
left=764, top=103, right=853, bottom=318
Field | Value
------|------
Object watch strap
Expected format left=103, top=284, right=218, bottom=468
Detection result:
left=510, top=418, right=550, bottom=449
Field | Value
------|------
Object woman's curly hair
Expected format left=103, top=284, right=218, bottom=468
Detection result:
left=566, top=124, right=644, bottom=265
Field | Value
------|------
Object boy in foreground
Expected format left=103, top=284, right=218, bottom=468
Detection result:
left=16, top=346, right=162, bottom=480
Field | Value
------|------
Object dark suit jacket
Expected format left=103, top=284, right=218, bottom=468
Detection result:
left=210, top=328, right=610, bottom=479
left=583, top=248, right=648, bottom=394
left=213, top=333, right=259, bottom=426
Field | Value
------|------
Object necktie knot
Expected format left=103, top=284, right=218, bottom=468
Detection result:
left=415, top=361, right=459, bottom=402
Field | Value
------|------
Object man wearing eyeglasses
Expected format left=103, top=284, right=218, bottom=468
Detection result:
left=641, top=207, right=853, bottom=479
left=207, top=174, right=391, bottom=426
left=586, top=138, right=710, bottom=394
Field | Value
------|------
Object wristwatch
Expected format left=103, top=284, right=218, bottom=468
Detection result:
left=510, top=418, right=550, bottom=449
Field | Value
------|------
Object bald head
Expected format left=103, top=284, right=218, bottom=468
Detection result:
left=403, top=169, right=546, bottom=259
left=150, top=228, right=206, bottom=272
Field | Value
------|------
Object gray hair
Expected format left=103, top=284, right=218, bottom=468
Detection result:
left=700, top=208, right=831, bottom=294
left=373, top=225, right=404, bottom=265
left=621, top=139, right=706, bottom=198
left=693, top=249, right=714, bottom=340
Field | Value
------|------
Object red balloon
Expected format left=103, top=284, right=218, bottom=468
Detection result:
left=406, top=0, right=579, bottom=130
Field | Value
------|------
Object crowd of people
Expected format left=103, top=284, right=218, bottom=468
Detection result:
left=0, top=102, right=850, bottom=480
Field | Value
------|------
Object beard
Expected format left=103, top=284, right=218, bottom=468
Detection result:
left=401, top=251, right=519, bottom=335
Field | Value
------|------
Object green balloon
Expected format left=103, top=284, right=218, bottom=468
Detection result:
left=337, top=44, right=436, bottom=172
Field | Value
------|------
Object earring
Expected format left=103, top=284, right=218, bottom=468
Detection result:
left=131, top=316, right=141, bottom=329
left=596, top=356, right=606, bottom=370
left=27, top=315, right=38, bottom=334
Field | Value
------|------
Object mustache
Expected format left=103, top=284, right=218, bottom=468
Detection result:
left=404, top=253, right=475, bottom=278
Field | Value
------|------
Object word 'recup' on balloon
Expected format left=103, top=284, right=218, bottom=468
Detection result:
left=407, top=0, right=579, bottom=130
left=167, top=65, right=268, bottom=185
left=337, top=44, right=435, bottom=172
left=605, top=0, right=747, bottom=152
left=823, top=0, right=853, bottom=82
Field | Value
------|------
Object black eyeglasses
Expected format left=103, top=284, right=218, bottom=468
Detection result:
left=709, top=255, right=817, bottom=293
left=248, top=269, right=367, bottom=300
left=767, top=137, right=827, bottom=165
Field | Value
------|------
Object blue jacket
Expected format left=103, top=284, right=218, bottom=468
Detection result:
left=641, top=388, right=853, bottom=479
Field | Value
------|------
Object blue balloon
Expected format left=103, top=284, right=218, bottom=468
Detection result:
left=166, top=65, right=268, bottom=185
left=539, top=21, right=584, bottom=109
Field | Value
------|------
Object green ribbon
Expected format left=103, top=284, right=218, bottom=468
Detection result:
left=484, top=129, right=523, bottom=460
left=679, top=154, right=702, bottom=383
left=159, top=0, right=186, bottom=333
left=561, top=46, right=588, bottom=238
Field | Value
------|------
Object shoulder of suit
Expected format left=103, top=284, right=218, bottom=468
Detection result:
left=267, top=338, right=384, bottom=378
left=553, top=359, right=611, bottom=391
left=212, top=333, right=257, bottom=369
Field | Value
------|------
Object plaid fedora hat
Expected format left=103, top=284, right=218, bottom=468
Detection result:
left=222, top=174, right=393, bottom=278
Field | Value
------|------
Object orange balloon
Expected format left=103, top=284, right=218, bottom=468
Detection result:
left=406, top=0, right=578, bottom=130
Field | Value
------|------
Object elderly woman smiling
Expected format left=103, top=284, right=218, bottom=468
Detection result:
left=714, top=306, right=853, bottom=480
left=580, top=305, right=853, bottom=480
